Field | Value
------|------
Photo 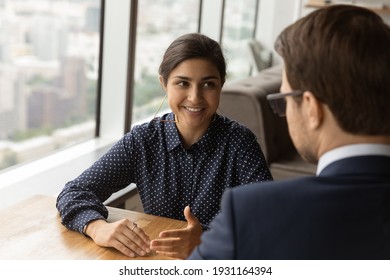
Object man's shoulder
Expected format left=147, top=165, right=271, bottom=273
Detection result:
left=232, top=176, right=315, bottom=196
left=223, top=177, right=321, bottom=212
left=227, top=173, right=390, bottom=210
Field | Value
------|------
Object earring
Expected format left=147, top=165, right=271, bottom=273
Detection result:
left=152, top=94, right=177, bottom=123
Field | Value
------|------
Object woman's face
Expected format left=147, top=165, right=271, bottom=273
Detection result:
left=162, top=58, right=222, bottom=132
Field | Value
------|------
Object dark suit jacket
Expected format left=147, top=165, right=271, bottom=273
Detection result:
left=188, top=156, right=390, bottom=259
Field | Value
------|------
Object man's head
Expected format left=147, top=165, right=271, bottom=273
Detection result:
left=273, top=4, right=390, bottom=163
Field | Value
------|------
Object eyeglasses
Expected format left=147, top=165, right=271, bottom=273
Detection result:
left=266, top=91, right=303, bottom=117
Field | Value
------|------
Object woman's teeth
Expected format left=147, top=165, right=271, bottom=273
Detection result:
left=185, top=107, right=202, bottom=112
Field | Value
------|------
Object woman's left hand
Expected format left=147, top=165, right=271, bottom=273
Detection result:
left=149, top=206, right=203, bottom=259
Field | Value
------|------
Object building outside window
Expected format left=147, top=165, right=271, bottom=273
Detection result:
left=0, top=0, right=101, bottom=171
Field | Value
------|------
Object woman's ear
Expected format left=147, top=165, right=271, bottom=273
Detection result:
left=303, top=91, right=324, bottom=130
left=159, top=76, right=167, bottom=92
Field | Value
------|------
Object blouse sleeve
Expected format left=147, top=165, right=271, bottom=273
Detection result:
left=56, top=133, right=136, bottom=233
left=235, top=130, right=273, bottom=185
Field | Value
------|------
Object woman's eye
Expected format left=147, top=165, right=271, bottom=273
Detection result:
left=203, top=82, right=215, bottom=88
left=177, top=81, right=188, bottom=87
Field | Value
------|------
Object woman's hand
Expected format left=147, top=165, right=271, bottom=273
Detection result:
left=149, top=206, right=203, bottom=259
left=85, top=219, right=151, bottom=257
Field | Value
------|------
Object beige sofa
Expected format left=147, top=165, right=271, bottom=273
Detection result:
left=218, top=64, right=317, bottom=180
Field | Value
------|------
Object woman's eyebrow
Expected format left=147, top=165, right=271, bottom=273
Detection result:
left=172, top=75, right=219, bottom=80
left=201, top=76, right=219, bottom=81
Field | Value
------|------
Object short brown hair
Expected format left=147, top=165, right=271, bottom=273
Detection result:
left=275, top=5, right=390, bottom=135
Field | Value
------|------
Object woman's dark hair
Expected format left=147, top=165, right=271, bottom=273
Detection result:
left=275, top=5, right=390, bottom=135
left=159, top=33, right=227, bottom=86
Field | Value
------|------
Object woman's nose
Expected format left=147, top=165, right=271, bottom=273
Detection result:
left=187, top=85, right=202, bottom=103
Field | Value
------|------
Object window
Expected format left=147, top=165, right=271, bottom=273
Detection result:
left=0, top=0, right=101, bottom=171
left=221, top=0, right=258, bottom=81
left=131, top=0, right=200, bottom=123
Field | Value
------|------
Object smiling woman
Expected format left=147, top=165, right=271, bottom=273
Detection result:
left=162, top=58, right=222, bottom=148
left=56, top=33, right=273, bottom=260
left=157, top=33, right=226, bottom=148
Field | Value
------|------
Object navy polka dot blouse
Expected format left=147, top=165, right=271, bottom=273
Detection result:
left=56, top=113, right=272, bottom=233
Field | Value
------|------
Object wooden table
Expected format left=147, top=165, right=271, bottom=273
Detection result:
left=0, top=195, right=187, bottom=260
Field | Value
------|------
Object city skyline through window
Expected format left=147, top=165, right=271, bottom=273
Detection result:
left=0, top=0, right=101, bottom=171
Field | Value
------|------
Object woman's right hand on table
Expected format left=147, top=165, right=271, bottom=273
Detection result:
left=85, top=219, right=151, bottom=257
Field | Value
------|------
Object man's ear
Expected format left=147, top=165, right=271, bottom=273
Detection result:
left=303, top=91, right=324, bottom=130
left=159, top=76, right=167, bottom=92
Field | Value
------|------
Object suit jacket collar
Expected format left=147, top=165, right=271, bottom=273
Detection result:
left=317, top=144, right=390, bottom=175
left=319, top=155, right=390, bottom=177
